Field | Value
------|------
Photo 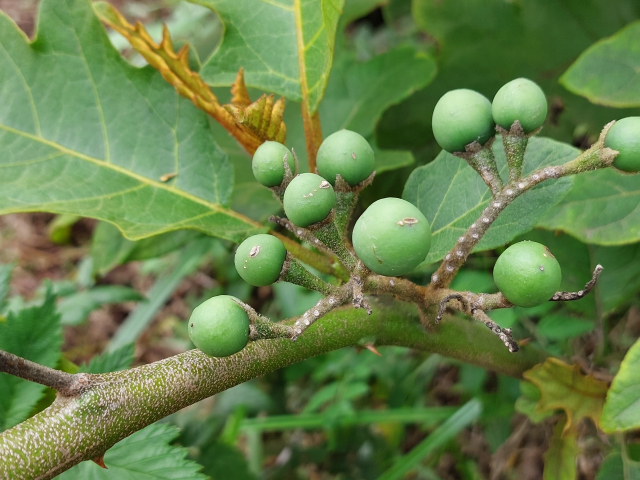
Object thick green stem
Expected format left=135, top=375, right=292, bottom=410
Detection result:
left=0, top=302, right=545, bottom=480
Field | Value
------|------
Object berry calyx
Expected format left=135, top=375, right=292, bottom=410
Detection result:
left=493, top=241, right=562, bottom=308
left=188, top=295, right=250, bottom=357
left=432, top=89, right=494, bottom=153
left=316, top=130, right=375, bottom=186
left=352, top=198, right=431, bottom=276
left=283, top=173, right=336, bottom=227
left=235, top=234, right=287, bottom=287
left=252, top=141, right=295, bottom=187
left=604, top=117, right=640, bottom=173
left=492, top=78, right=547, bottom=133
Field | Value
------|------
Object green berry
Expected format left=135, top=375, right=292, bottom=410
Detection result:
left=252, top=141, right=295, bottom=187
left=316, top=130, right=375, bottom=186
left=283, top=173, right=336, bottom=227
left=604, top=117, right=640, bottom=173
left=188, top=295, right=250, bottom=357
left=235, top=234, right=287, bottom=287
left=432, top=89, right=494, bottom=153
left=352, top=198, right=431, bottom=276
left=493, top=241, right=562, bottom=308
left=492, top=78, right=547, bottom=133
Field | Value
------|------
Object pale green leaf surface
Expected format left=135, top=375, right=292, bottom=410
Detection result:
left=0, top=0, right=263, bottom=244
left=58, top=422, right=207, bottom=479
left=78, top=343, right=135, bottom=374
left=0, top=293, right=62, bottom=431
left=602, top=337, right=640, bottom=432
left=195, top=0, right=345, bottom=113
left=320, top=46, right=437, bottom=137
left=403, top=137, right=575, bottom=263
left=537, top=168, right=640, bottom=245
left=561, top=21, right=640, bottom=107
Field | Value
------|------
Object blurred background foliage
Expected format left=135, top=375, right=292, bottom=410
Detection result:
left=1, top=0, right=640, bottom=478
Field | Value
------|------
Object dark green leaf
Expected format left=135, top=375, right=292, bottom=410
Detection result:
left=78, top=343, right=135, bottom=374
left=590, top=243, right=640, bottom=313
left=403, top=137, right=575, bottom=263
left=230, top=182, right=282, bottom=224
left=320, top=46, right=437, bottom=137
left=58, top=422, right=207, bottom=479
left=0, top=0, right=263, bottom=244
left=537, top=169, right=640, bottom=245
left=561, top=22, right=640, bottom=108
left=0, top=292, right=62, bottom=431
left=602, top=337, right=640, bottom=432
left=536, top=315, right=594, bottom=341
left=58, top=286, right=144, bottom=326
left=196, top=0, right=345, bottom=113
left=379, top=0, right=640, bottom=153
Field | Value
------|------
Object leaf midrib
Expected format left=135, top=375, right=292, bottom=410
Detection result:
left=0, top=123, right=260, bottom=227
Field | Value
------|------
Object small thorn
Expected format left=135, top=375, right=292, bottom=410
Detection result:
left=92, top=456, right=107, bottom=469
left=364, top=344, right=382, bottom=356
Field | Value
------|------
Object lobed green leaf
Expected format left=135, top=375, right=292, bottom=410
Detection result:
left=58, top=422, right=207, bottom=479
left=0, top=0, right=263, bottom=244
left=0, top=293, right=62, bottom=431
left=195, top=0, right=345, bottom=113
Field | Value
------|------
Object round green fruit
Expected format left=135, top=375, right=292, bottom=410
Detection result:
left=235, top=234, right=287, bottom=287
left=283, top=173, right=336, bottom=227
left=432, top=89, right=494, bottom=153
left=188, top=295, right=250, bottom=357
left=492, top=78, right=547, bottom=133
left=604, top=117, right=640, bottom=173
left=352, top=198, right=431, bottom=276
left=252, top=141, right=295, bottom=187
left=316, top=129, right=375, bottom=185
left=493, top=241, right=562, bottom=308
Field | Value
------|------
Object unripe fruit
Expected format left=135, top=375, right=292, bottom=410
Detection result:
left=188, top=295, right=250, bottom=357
left=252, top=141, right=295, bottom=187
left=432, top=89, right=494, bottom=153
left=235, top=234, right=286, bottom=287
left=316, top=130, right=375, bottom=185
left=352, top=198, right=431, bottom=276
left=493, top=241, right=562, bottom=308
left=283, top=173, right=336, bottom=227
left=604, top=117, right=640, bottom=173
left=492, top=78, right=547, bottom=133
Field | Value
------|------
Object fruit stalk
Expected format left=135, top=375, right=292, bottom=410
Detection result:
left=499, top=122, right=529, bottom=182
left=456, top=142, right=503, bottom=196
left=280, top=254, right=337, bottom=296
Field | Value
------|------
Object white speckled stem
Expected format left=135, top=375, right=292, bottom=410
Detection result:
left=0, top=304, right=546, bottom=479
left=430, top=124, right=618, bottom=290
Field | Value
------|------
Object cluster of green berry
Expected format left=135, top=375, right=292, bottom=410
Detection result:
left=189, top=129, right=434, bottom=357
left=189, top=77, right=639, bottom=358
